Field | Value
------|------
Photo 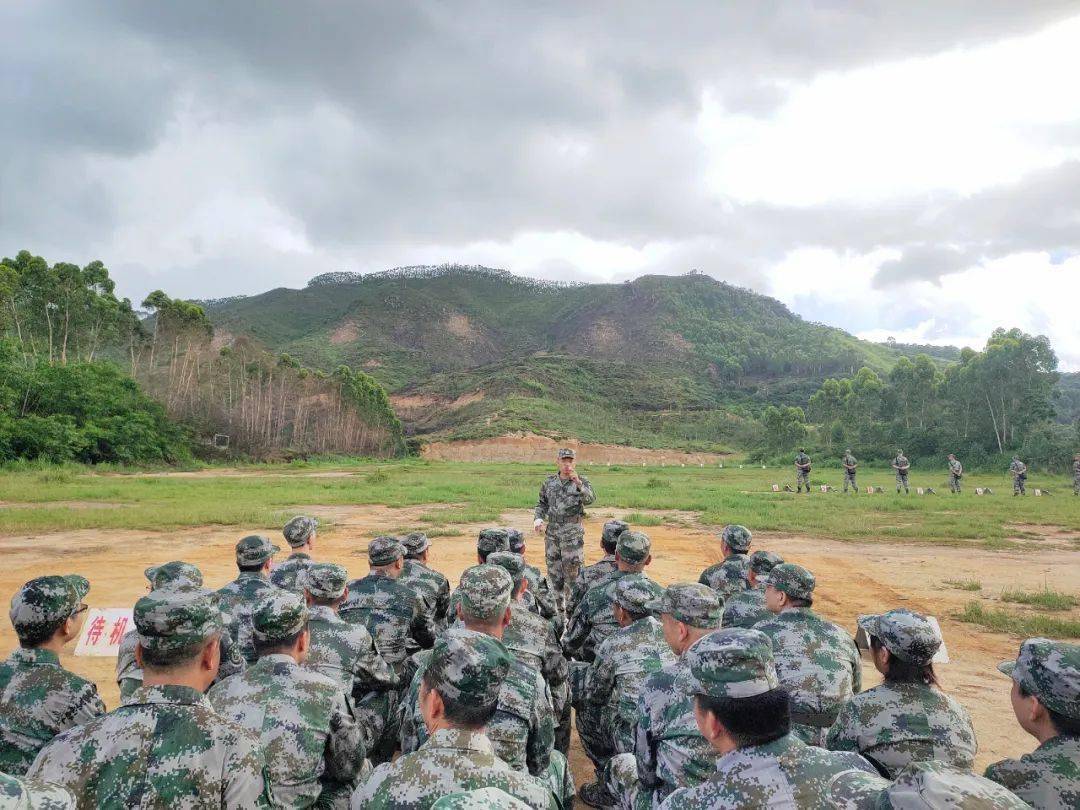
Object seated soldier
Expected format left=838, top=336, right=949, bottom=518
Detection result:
left=399, top=532, right=451, bottom=633
left=567, top=519, right=627, bottom=619
left=722, top=551, right=783, bottom=630
left=216, top=534, right=282, bottom=664
left=506, top=527, right=562, bottom=632
left=353, top=633, right=558, bottom=809
left=698, top=525, right=752, bottom=593
left=0, top=771, right=76, bottom=808
left=0, top=575, right=105, bottom=775
left=269, top=515, right=318, bottom=593
left=445, top=529, right=511, bottom=618
left=830, top=760, right=1030, bottom=808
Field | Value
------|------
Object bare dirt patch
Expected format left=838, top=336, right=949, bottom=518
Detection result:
left=421, top=433, right=731, bottom=465
left=391, top=390, right=485, bottom=414
left=444, top=313, right=481, bottom=343
left=329, top=320, right=359, bottom=345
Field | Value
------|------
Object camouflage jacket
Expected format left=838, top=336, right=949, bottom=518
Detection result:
left=698, top=555, right=750, bottom=594
left=0, top=648, right=106, bottom=776
left=984, top=734, right=1080, bottom=810
left=1010, top=459, right=1028, bottom=476
left=893, top=454, right=910, bottom=471
left=340, top=572, right=431, bottom=670
left=523, top=563, right=561, bottom=628
left=826, top=681, right=977, bottom=778
left=633, top=656, right=717, bottom=808
left=564, top=572, right=663, bottom=663
left=586, top=617, right=675, bottom=749
left=534, top=474, right=595, bottom=523
left=842, top=453, right=858, bottom=470
left=399, top=631, right=555, bottom=777
left=794, top=452, right=811, bottom=470
left=0, top=770, right=76, bottom=809
left=28, top=684, right=270, bottom=809
left=659, top=733, right=876, bottom=809
left=503, top=604, right=569, bottom=720
left=721, top=584, right=770, bottom=630
left=305, top=604, right=400, bottom=699
left=209, top=654, right=365, bottom=808
left=269, top=552, right=313, bottom=593
left=752, top=608, right=862, bottom=737
left=354, top=728, right=558, bottom=810
left=949, top=459, right=963, bottom=476
left=400, top=559, right=451, bottom=631
left=216, top=572, right=281, bottom=664
left=116, top=627, right=245, bottom=701
left=567, top=554, right=619, bottom=618
left=1074, top=459, right=1080, bottom=476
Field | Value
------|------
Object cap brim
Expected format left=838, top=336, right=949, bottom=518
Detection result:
left=997, top=661, right=1017, bottom=677
left=144, top=566, right=158, bottom=583
left=643, top=597, right=666, bottom=614
left=65, top=575, right=90, bottom=601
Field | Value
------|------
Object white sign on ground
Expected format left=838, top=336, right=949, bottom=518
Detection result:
left=74, top=608, right=133, bottom=657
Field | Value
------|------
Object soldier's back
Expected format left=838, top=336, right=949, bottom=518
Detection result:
left=340, top=574, right=417, bottom=669
left=568, top=556, right=618, bottom=615
left=699, top=555, right=749, bottom=593
left=268, top=553, right=313, bottom=593
left=504, top=605, right=565, bottom=686
left=400, top=560, right=449, bottom=628
left=566, top=573, right=662, bottom=662
left=216, top=573, right=280, bottom=663
left=0, top=648, right=105, bottom=775
left=722, top=586, right=770, bottom=629
left=984, top=735, right=1080, bottom=810
left=306, top=604, right=397, bottom=696
left=28, top=684, right=268, bottom=809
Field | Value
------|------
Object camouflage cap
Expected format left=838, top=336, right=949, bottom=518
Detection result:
left=9, top=575, right=89, bottom=637
left=476, top=528, right=510, bottom=556
left=486, top=552, right=527, bottom=586
left=557, top=448, right=576, bottom=459
left=616, top=530, right=651, bottom=565
left=134, top=584, right=223, bottom=654
left=676, top=628, right=780, bottom=699
left=431, top=788, right=531, bottom=810
left=602, top=519, right=629, bottom=544
left=300, top=562, right=349, bottom=600
left=998, top=637, right=1080, bottom=719
left=401, top=531, right=432, bottom=556
left=456, top=564, right=513, bottom=622
left=880, top=761, right=1031, bottom=809
left=505, top=527, right=525, bottom=553
left=748, top=550, right=784, bottom=576
left=763, top=562, right=816, bottom=601
left=858, top=609, right=940, bottom=665
left=252, top=590, right=309, bottom=643
left=368, top=535, right=405, bottom=566
left=235, top=534, right=280, bottom=566
left=720, top=524, right=752, bottom=552
left=144, top=561, right=203, bottom=590
left=425, top=630, right=512, bottom=708
left=282, top=515, right=317, bottom=547
left=614, top=575, right=661, bottom=615
left=646, top=583, right=722, bottom=628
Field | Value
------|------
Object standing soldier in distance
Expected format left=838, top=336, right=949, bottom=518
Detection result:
left=841, top=449, right=858, bottom=493
left=1073, top=453, right=1080, bottom=495
left=270, top=515, right=318, bottom=593
left=892, top=449, right=911, bottom=494
left=793, top=448, right=812, bottom=493
left=1010, top=456, right=1028, bottom=496
left=533, top=448, right=595, bottom=610
left=948, top=454, right=964, bottom=494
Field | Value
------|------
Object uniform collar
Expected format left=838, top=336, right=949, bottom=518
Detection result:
left=286, top=551, right=312, bottom=561
left=307, top=604, right=338, bottom=621
left=425, top=728, right=495, bottom=754
left=1037, top=734, right=1079, bottom=754
left=236, top=571, right=268, bottom=582
left=254, top=653, right=298, bottom=670
left=716, top=733, right=796, bottom=768
left=9, top=647, right=61, bottom=667
left=122, top=683, right=211, bottom=708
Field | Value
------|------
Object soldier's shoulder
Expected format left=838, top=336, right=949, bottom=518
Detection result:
left=501, top=659, right=542, bottom=713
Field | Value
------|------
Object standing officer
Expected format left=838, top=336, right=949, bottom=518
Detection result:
left=948, top=454, right=964, bottom=494
left=534, top=448, right=595, bottom=610
left=1010, top=456, right=1028, bottom=496
left=794, top=449, right=812, bottom=493
left=841, top=450, right=858, bottom=493
left=892, top=450, right=911, bottom=494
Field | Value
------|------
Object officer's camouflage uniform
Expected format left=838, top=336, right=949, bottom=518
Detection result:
left=659, top=628, right=876, bottom=809
left=0, top=771, right=76, bottom=809
left=564, top=532, right=659, bottom=663
left=830, top=761, right=1030, bottom=809
left=567, top=520, right=627, bottom=619
left=893, top=453, right=911, bottom=494
left=826, top=609, right=977, bottom=777
left=429, top=787, right=531, bottom=809
left=28, top=585, right=271, bottom=808
left=949, top=457, right=964, bottom=493
left=607, top=584, right=722, bottom=810
left=217, top=535, right=282, bottom=664
left=534, top=451, right=595, bottom=604
left=1010, top=458, right=1028, bottom=495
left=355, top=633, right=558, bottom=810
left=794, top=451, right=812, bottom=493
left=507, top=528, right=562, bottom=632
left=722, top=551, right=783, bottom=630
left=1073, top=457, right=1080, bottom=495
left=752, top=564, right=862, bottom=746
left=984, top=637, right=1080, bottom=809
left=400, top=533, right=451, bottom=633
left=0, top=576, right=106, bottom=775
left=698, top=525, right=752, bottom=595
left=841, top=452, right=858, bottom=493
left=209, top=591, right=365, bottom=808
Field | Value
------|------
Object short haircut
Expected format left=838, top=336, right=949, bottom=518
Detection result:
left=139, top=634, right=218, bottom=670
left=477, top=549, right=492, bottom=563
left=308, top=595, right=343, bottom=608
left=622, top=608, right=649, bottom=624
left=253, top=627, right=305, bottom=659
left=1018, top=684, right=1080, bottom=736
left=422, top=671, right=500, bottom=729
left=17, top=617, right=68, bottom=648
left=786, top=595, right=813, bottom=608
left=695, top=688, right=791, bottom=748
left=237, top=562, right=265, bottom=574
left=870, top=635, right=939, bottom=687
left=601, top=536, right=618, bottom=553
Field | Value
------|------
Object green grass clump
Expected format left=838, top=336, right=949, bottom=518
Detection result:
left=943, top=579, right=982, bottom=591
left=1000, top=589, right=1077, bottom=611
left=623, top=512, right=666, bottom=527
left=957, top=602, right=1080, bottom=640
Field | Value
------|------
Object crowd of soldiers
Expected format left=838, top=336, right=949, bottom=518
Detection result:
left=793, top=449, right=1080, bottom=496
left=0, top=446, right=1077, bottom=809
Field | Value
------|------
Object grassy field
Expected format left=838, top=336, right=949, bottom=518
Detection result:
left=1, top=459, right=1077, bottom=547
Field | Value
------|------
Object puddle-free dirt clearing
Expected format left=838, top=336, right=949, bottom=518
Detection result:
left=1, top=503, right=1066, bottom=784
left=420, top=433, right=731, bottom=465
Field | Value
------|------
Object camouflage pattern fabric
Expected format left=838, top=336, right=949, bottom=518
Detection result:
left=1011, top=458, right=1028, bottom=494
left=283, top=515, right=317, bottom=547
left=842, top=452, right=858, bottom=492
left=216, top=572, right=281, bottom=664
left=504, top=602, right=571, bottom=755
left=368, top=536, right=406, bottom=566
left=752, top=607, right=862, bottom=745
left=998, top=638, right=1079, bottom=719
left=568, top=553, right=618, bottom=619
left=0, top=648, right=106, bottom=775
left=645, top=584, right=723, bottom=630
left=949, top=458, right=964, bottom=493
left=269, top=552, right=313, bottom=593
left=209, top=654, right=365, bottom=808
left=354, top=728, right=558, bottom=810
left=115, top=623, right=245, bottom=702
left=825, top=681, right=977, bottom=778
left=145, top=561, right=203, bottom=589
left=8, top=575, right=87, bottom=643
left=340, top=572, right=428, bottom=672
left=857, top=609, right=941, bottom=664
left=794, top=451, right=812, bottom=492
left=893, top=454, right=911, bottom=493
left=28, top=684, right=270, bottom=808
left=762, top=563, right=815, bottom=602
left=722, top=584, right=769, bottom=629
left=1073, top=457, right=1080, bottom=495
left=875, top=761, right=1031, bottom=809
left=534, top=473, right=595, bottom=598
left=429, top=787, right=531, bottom=809
left=0, top=771, right=76, bottom=809
left=400, top=558, right=451, bottom=633
left=504, top=529, right=561, bottom=627
left=564, top=572, right=663, bottom=663
left=235, top=534, right=280, bottom=566
left=698, top=555, right=749, bottom=594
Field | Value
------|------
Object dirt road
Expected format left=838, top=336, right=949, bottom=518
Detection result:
left=1, top=503, right=1069, bottom=783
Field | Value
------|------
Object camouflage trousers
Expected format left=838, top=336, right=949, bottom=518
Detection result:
left=606, top=753, right=651, bottom=810
left=543, top=751, right=576, bottom=809
left=544, top=521, right=584, bottom=605
left=576, top=700, right=615, bottom=783
left=895, top=470, right=909, bottom=493
left=843, top=470, right=857, bottom=492
left=355, top=688, right=401, bottom=765
left=1074, top=474, right=1080, bottom=495
left=1013, top=474, right=1026, bottom=495
left=796, top=469, right=811, bottom=492
left=950, top=473, right=962, bottom=493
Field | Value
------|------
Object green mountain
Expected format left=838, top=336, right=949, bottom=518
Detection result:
left=200, top=266, right=935, bottom=450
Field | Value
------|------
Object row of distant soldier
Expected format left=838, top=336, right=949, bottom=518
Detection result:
left=1, top=515, right=1078, bottom=808
left=793, top=449, right=1080, bottom=495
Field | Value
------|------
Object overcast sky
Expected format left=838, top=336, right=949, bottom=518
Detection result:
left=3, top=2, right=1079, bottom=368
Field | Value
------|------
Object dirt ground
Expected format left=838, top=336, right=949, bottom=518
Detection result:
left=421, top=433, right=731, bottom=465
left=0, top=503, right=1069, bottom=783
